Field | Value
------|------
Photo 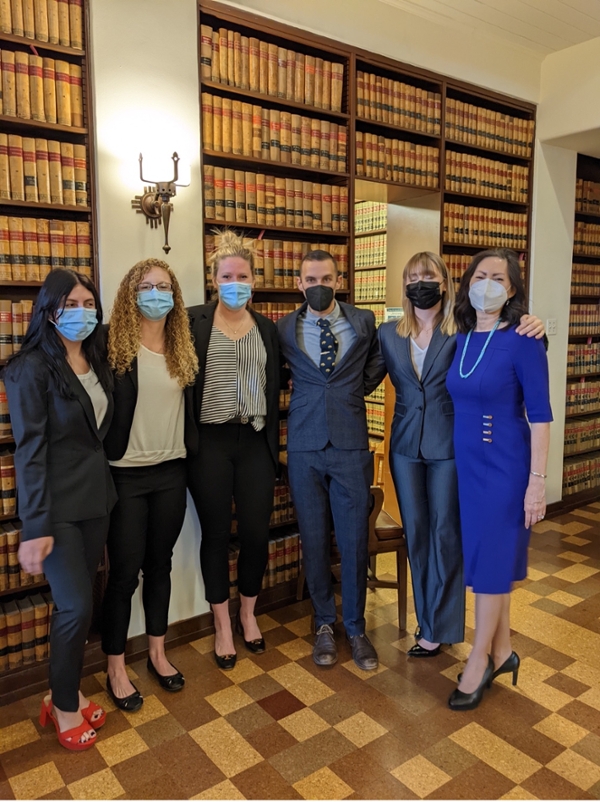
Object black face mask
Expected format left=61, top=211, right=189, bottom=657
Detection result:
left=405, top=281, right=442, bottom=310
left=304, top=284, right=335, bottom=312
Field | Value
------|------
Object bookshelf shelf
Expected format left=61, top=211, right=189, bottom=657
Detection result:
left=355, top=264, right=386, bottom=271
left=0, top=199, right=91, bottom=213
left=0, top=115, right=87, bottom=137
left=355, top=230, right=386, bottom=238
left=355, top=298, right=385, bottom=304
left=0, top=581, right=49, bottom=600
left=368, top=431, right=384, bottom=439
left=367, top=399, right=385, bottom=406
left=0, top=512, right=18, bottom=522
left=356, top=175, right=439, bottom=198
left=200, top=79, right=350, bottom=122
left=568, top=335, right=600, bottom=343
left=571, top=294, right=600, bottom=300
left=355, top=116, right=440, bottom=143
left=253, top=287, right=348, bottom=294
left=202, top=149, right=349, bottom=180
left=203, top=219, right=349, bottom=238
left=442, top=242, right=528, bottom=252
left=573, top=253, right=600, bottom=261
left=442, top=190, right=529, bottom=209
left=0, top=281, right=44, bottom=287
left=566, top=410, right=600, bottom=420
left=444, top=138, right=532, bottom=164
left=575, top=211, right=600, bottom=221
left=565, top=445, right=600, bottom=459
left=567, top=373, right=600, bottom=380
left=0, top=436, right=14, bottom=445
left=0, top=32, right=85, bottom=57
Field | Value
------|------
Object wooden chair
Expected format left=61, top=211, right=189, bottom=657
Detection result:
left=296, top=485, right=408, bottom=632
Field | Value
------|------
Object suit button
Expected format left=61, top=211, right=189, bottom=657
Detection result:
left=416, top=406, right=422, bottom=410
left=95, top=445, right=101, bottom=452
left=418, top=387, right=423, bottom=392
left=326, top=384, right=331, bottom=388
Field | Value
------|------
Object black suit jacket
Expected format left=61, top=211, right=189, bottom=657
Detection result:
left=5, top=351, right=117, bottom=541
left=187, top=303, right=280, bottom=467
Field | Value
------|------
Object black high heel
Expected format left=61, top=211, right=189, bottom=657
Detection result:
left=493, top=651, right=520, bottom=686
left=448, top=655, right=494, bottom=711
left=235, top=611, right=266, bottom=654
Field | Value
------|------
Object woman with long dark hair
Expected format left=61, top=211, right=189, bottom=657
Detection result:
left=446, top=248, right=552, bottom=711
left=4, top=269, right=116, bottom=751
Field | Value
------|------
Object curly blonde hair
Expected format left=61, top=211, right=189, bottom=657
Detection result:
left=108, top=258, right=198, bottom=387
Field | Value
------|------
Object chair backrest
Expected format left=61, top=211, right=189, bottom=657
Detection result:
left=368, top=485, right=384, bottom=540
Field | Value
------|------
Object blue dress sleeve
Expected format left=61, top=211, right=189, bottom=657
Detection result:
left=511, top=333, right=553, bottom=423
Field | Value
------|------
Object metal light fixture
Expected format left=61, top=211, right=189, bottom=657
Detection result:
left=131, top=152, right=187, bottom=254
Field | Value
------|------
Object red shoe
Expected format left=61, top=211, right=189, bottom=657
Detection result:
left=39, top=698, right=97, bottom=751
left=81, top=699, right=106, bottom=729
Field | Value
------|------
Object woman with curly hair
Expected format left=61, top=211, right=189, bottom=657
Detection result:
left=187, top=231, right=279, bottom=670
left=101, top=258, right=198, bottom=710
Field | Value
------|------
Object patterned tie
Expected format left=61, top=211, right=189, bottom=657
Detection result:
left=316, top=318, right=338, bottom=377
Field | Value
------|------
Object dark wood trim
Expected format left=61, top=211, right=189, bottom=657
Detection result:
left=202, top=148, right=349, bottom=180
left=0, top=199, right=91, bottom=213
left=442, top=190, right=528, bottom=209
left=441, top=242, right=528, bottom=252
left=445, top=138, right=531, bottom=164
left=355, top=115, right=440, bottom=143
left=547, top=488, right=600, bottom=516
left=0, top=114, right=87, bottom=136
left=0, top=31, right=85, bottom=57
left=0, top=580, right=49, bottom=600
left=203, top=219, right=350, bottom=238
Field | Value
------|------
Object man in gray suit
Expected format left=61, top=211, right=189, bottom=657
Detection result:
left=278, top=250, right=385, bottom=670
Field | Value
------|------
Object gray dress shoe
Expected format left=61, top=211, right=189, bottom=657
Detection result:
left=313, top=624, right=337, bottom=666
left=347, top=633, right=378, bottom=670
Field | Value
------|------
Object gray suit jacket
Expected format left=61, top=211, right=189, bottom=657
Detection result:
left=378, top=321, right=456, bottom=460
left=278, top=301, right=386, bottom=452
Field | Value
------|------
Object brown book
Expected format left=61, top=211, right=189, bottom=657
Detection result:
left=241, top=102, right=252, bottom=157
left=321, top=184, right=332, bottom=230
left=23, top=217, right=38, bottom=280
left=312, top=183, right=322, bottom=230
left=47, top=0, right=58, bottom=43
left=302, top=181, right=313, bottom=229
left=4, top=599, right=21, bottom=669
left=245, top=171, right=256, bottom=224
left=43, top=591, right=54, bottom=656
left=280, top=111, right=291, bottom=164
left=253, top=238, right=264, bottom=287
left=0, top=137, right=8, bottom=200
left=267, top=538, right=277, bottom=587
left=63, top=219, right=76, bottom=268
left=337, top=125, right=347, bottom=173
left=269, top=108, right=280, bottom=162
left=314, top=58, right=323, bottom=108
left=0, top=605, right=7, bottom=672
left=249, top=37, right=259, bottom=92
left=277, top=46, right=286, bottom=98
left=221, top=96, right=232, bottom=153
left=15, top=51, right=30, bottom=119
left=251, top=104, right=261, bottom=159
left=0, top=452, right=16, bottom=516
left=211, top=94, right=222, bottom=152
left=263, top=238, right=274, bottom=287
left=275, top=537, right=284, bottom=585
left=233, top=31, right=242, bottom=88
left=10, top=0, right=24, bottom=35
left=294, top=52, right=304, bottom=103
left=218, top=28, right=228, bottom=84
left=226, top=29, right=234, bottom=86
left=8, top=217, right=24, bottom=281
left=304, top=55, right=315, bottom=106
left=28, top=54, right=45, bottom=122
left=331, top=184, right=340, bottom=231
left=200, top=24, right=213, bottom=80
left=258, top=39, right=268, bottom=95
left=37, top=218, right=50, bottom=278
left=210, top=29, right=219, bottom=81
left=23, top=0, right=35, bottom=37
left=273, top=239, right=283, bottom=287
left=282, top=240, right=293, bottom=289
left=69, top=62, right=83, bottom=127
left=0, top=0, right=11, bottom=32
left=231, top=99, right=243, bottom=155
left=260, top=108, right=270, bottom=160
left=224, top=168, right=235, bottom=222
left=322, top=61, right=332, bottom=111
left=2, top=50, right=16, bottom=117
left=234, top=169, right=245, bottom=223
left=293, top=178, right=303, bottom=227
left=256, top=172, right=266, bottom=225
left=300, top=115, right=311, bottom=168
left=201, top=93, right=213, bottom=151
left=17, top=597, right=35, bottom=664
left=57, top=0, right=69, bottom=47
left=267, top=42, right=278, bottom=96
left=0, top=216, right=9, bottom=279
left=0, top=526, right=11, bottom=588
left=331, top=63, right=344, bottom=112
left=74, top=220, right=89, bottom=276
left=42, top=58, right=56, bottom=124
left=285, top=49, right=295, bottom=101
left=73, top=142, right=86, bottom=206
left=274, top=177, right=285, bottom=227
left=265, top=174, right=275, bottom=227
left=68, top=0, right=82, bottom=49
left=319, top=119, right=330, bottom=170
left=30, top=593, right=47, bottom=661
left=285, top=178, right=294, bottom=228
left=309, top=117, right=320, bottom=169
left=240, top=35, right=249, bottom=90
left=55, top=59, right=71, bottom=126
left=292, top=240, right=303, bottom=281
left=49, top=218, right=64, bottom=268
left=60, top=141, right=75, bottom=205
left=22, top=136, right=37, bottom=202
left=290, top=114, right=301, bottom=166
left=0, top=378, right=9, bottom=437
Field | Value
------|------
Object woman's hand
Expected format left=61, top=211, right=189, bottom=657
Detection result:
left=18, top=537, right=54, bottom=575
left=524, top=476, right=546, bottom=528
left=517, top=315, right=545, bottom=339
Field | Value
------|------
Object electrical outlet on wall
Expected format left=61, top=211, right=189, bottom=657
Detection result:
left=546, top=318, right=557, bottom=336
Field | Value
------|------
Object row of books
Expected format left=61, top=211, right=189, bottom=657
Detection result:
left=442, top=252, right=526, bottom=285
left=563, top=454, right=600, bottom=497
left=355, top=268, right=386, bottom=302
left=0, top=451, right=15, bottom=516
left=279, top=389, right=291, bottom=410
left=0, top=592, right=53, bottom=672
left=566, top=342, right=600, bottom=376
left=355, top=233, right=386, bottom=268
left=0, top=380, right=11, bottom=436
left=443, top=203, right=527, bottom=248
left=355, top=133, right=439, bottom=188
left=366, top=401, right=385, bottom=437
left=575, top=178, right=600, bottom=215
left=278, top=419, right=287, bottom=455
left=251, top=302, right=302, bottom=323
left=369, top=384, right=385, bottom=404
left=568, top=304, right=600, bottom=337
left=0, top=135, right=88, bottom=206
left=201, top=93, right=347, bottom=173
left=228, top=533, right=302, bottom=597
left=573, top=222, right=600, bottom=257
left=355, top=201, right=387, bottom=235
left=564, top=416, right=600, bottom=456
left=203, top=166, right=349, bottom=232
left=200, top=25, right=344, bottom=112
left=0, top=299, right=32, bottom=358
left=355, top=302, right=384, bottom=326
left=445, top=98, right=534, bottom=158
left=0, top=0, right=83, bottom=49
left=565, top=381, right=600, bottom=416
left=571, top=263, right=600, bottom=296
left=444, top=151, right=529, bottom=202
left=0, top=218, right=92, bottom=281
left=356, top=70, right=441, bottom=135
left=0, top=519, right=45, bottom=591
left=0, top=49, right=83, bottom=126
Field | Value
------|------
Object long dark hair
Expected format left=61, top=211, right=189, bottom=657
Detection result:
left=4, top=269, right=113, bottom=397
left=454, top=248, right=528, bottom=334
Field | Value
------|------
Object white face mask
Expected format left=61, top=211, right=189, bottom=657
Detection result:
left=469, top=278, right=508, bottom=313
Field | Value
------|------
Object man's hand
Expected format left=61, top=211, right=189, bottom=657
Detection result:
left=517, top=314, right=545, bottom=340
left=18, top=537, right=54, bottom=576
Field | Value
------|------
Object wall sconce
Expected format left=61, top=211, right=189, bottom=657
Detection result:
left=131, top=152, right=187, bottom=254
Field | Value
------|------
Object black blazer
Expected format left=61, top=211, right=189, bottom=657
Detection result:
left=187, top=302, right=280, bottom=467
left=4, top=351, right=117, bottom=542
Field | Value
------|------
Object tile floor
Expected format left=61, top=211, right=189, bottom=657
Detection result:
left=2, top=504, right=600, bottom=799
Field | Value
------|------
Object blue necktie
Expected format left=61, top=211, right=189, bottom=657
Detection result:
left=316, top=318, right=338, bottom=377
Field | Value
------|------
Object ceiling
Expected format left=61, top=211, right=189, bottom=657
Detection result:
left=377, top=0, right=600, bottom=56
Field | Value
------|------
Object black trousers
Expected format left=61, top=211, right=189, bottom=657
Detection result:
left=188, top=423, right=276, bottom=604
left=101, top=459, right=187, bottom=655
left=43, top=516, right=109, bottom=712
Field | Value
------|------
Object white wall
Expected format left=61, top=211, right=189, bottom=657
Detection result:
left=89, top=0, right=209, bottom=637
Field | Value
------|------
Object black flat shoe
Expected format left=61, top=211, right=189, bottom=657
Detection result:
left=408, top=643, right=442, bottom=658
left=493, top=651, right=520, bottom=685
left=235, top=611, right=266, bottom=654
left=147, top=657, right=185, bottom=692
left=106, top=675, right=144, bottom=712
left=448, top=655, right=494, bottom=711
left=214, top=651, right=237, bottom=670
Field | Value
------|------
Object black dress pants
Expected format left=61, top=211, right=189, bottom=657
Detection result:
left=187, top=423, right=276, bottom=604
left=42, top=515, right=109, bottom=712
left=101, top=459, right=187, bottom=655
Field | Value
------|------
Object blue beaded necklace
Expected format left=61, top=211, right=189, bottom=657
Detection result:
left=459, top=319, right=501, bottom=379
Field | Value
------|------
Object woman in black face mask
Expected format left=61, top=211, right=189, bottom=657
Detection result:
left=377, top=252, right=543, bottom=659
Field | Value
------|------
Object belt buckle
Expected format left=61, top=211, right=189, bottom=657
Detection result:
left=240, top=415, right=249, bottom=425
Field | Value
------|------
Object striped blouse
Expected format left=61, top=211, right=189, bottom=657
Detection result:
left=200, top=325, right=267, bottom=431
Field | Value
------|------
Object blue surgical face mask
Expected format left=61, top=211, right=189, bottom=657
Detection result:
left=136, top=287, right=174, bottom=321
left=218, top=281, right=252, bottom=311
left=53, top=306, right=98, bottom=342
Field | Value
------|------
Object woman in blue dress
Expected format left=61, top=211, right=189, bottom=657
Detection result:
left=446, top=248, right=552, bottom=711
